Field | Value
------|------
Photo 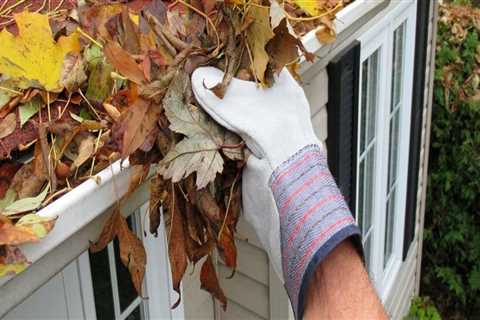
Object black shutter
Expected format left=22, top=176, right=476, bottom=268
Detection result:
left=326, top=41, right=360, bottom=217
left=403, top=0, right=431, bottom=260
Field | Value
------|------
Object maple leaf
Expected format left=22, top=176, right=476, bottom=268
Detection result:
left=0, top=12, right=80, bottom=92
left=245, top=4, right=275, bottom=84
left=160, top=70, right=225, bottom=189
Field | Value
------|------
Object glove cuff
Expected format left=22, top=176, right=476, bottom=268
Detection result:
left=269, top=144, right=362, bottom=319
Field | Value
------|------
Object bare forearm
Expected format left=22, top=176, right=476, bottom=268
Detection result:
left=303, top=240, right=388, bottom=320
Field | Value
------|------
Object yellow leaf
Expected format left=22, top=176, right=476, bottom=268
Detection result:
left=294, top=0, right=320, bottom=16
left=0, top=12, right=80, bottom=92
left=245, top=4, right=275, bottom=84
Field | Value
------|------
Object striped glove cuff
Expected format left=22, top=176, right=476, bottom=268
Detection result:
left=269, top=144, right=362, bottom=319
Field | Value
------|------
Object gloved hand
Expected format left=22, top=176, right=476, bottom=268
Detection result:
left=192, top=67, right=361, bottom=319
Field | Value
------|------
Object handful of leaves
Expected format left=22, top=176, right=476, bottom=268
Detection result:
left=0, top=0, right=344, bottom=308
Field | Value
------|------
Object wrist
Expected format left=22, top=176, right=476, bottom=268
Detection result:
left=268, top=144, right=361, bottom=319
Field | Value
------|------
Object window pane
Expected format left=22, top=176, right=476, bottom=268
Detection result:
left=364, top=233, right=373, bottom=274
left=89, top=249, right=115, bottom=320
left=360, top=59, right=369, bottom=153
left=391, top=23, right=406, bottom=111
left=364, top=146, right=375, bottom=233
left=358, top=159, right=365, bottom=235
left=388, top=109, right=400, bottom=188
left=384, top=189, right=396, bottom=268
left=367, top=51, right=379, bottom=145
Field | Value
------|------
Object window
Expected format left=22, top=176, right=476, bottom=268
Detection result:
left=89, top=213, right=147, bottom=320
left=355, top=1, right=416, bottom=298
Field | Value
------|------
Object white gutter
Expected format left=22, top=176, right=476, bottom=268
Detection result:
left=0, top=1, right=388, bottom=316
left=301, top=0, right=385, bottom=54
left=0, top=161, right=152, bottom=317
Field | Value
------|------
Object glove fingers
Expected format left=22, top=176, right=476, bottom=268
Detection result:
left=192, top=66, right=268, bottom=158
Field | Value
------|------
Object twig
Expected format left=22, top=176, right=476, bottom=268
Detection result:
left=0, top=0, right=26, bottom=16
left=42, top=187, right=70, bottom=207
left=176, top=0, right=220, bottom=57
left=38, top=123, right=57, bottom=192
left=0, top=86, right=22, bottom=95
left=89, top=129, right=103, bottom=177
left=244, top=37, right=258, bottom=84
left=217, top=170, right=240, bottom=241
left=78, top=88, right=101, bottom=120
left=34, top=0, right=47, bottom=13
left=168, top=182, right=176, bottom=242
left=77, top=27, right=103, bottom=48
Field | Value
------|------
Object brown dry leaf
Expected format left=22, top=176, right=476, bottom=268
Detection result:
left=200, top=255, right=227, bottom=310
left=117, top=210, right=147, bottom=295
left=315, top=16, right=336, bottom=44
left=120, top=7, right=141, bottom=54
left=245, top=4, right=275, bottom=84
left=72, top=134, right=96, bottom=169
left=0, top=162, right=21, bottom=199
left=104, top=42, right=146, bottom=85
left=0, top=113, right=17, bottom=139
left=267, top=19, right=300, bottom=74
left=167, top=186, right=188, bottom=308
left=0, top=214, right=56, bottom=246
left=10, top=162, right=46, bottom=199
left=126, top=164, right=150, bottom=196
left=149, top=175, right=169, bottom=236
left=121, top=97, right=162, bottom=159
left=60, top=52, right=87, bottom=93
left=217, top=227, right=237, bottom=270
left=90, top=209, right=122, bottom=252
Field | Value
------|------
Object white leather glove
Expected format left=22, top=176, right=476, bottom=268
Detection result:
left=192, top=67, right=361, bottom=319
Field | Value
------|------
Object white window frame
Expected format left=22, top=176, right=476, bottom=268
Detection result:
left=356, top=0, right=417, bottom=300
left=76, top=204, right=185, bottom=320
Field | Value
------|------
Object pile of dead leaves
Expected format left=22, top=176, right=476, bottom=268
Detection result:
left=0, top=0, right=345, bottom=309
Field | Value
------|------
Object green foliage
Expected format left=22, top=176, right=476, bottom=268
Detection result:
left=421, top=4, right=480, bottom=318
left=406, top=297, right=442, bottom=320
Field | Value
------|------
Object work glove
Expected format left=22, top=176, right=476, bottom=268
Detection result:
left=192, top=67, right=361, bottom=319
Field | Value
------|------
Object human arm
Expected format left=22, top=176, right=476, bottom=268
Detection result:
left=304, top=240, right=387, bottom=319
left=191, top=67, right=386, bottom=319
